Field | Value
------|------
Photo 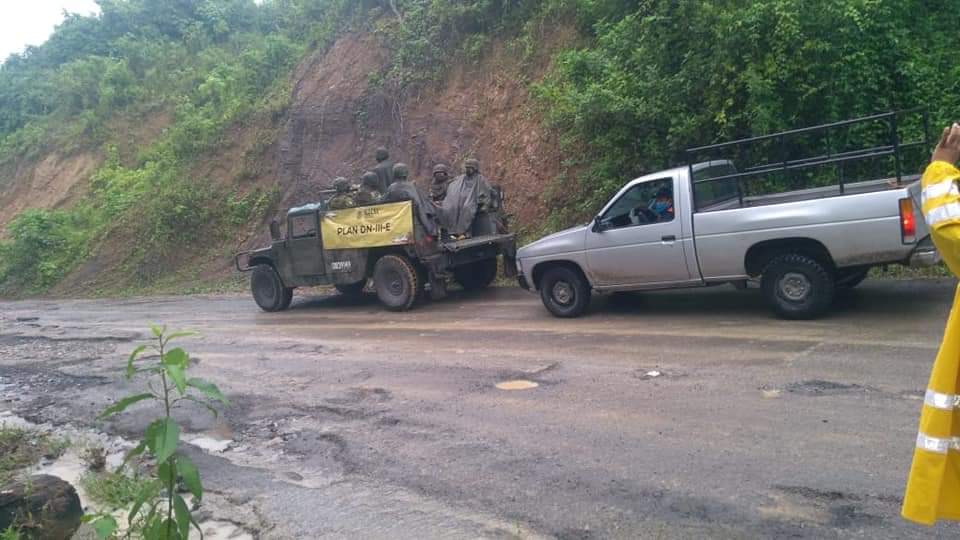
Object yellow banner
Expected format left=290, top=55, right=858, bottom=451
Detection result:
left=321, top=201, right=414, bottom=249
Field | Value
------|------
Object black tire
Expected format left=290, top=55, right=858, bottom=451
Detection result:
left=539, top=266, right=591, bottom=318
left=251, top=265, right=293, bottom=312
left=760, top=254, right=835, bottom=320
left=335, top=280, right=367, bottom=297
left=836, top=267, right=869, bottom=289
left=453, top=258, right=498, bottom=291
left=373, top=255, right=420, bottom=311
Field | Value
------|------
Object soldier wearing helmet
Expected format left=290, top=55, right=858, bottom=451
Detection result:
left=326, top=177, right=357, bottom=210
left=440, top=158, right=493, bottom=237
left=429, top=163, right=451, bottom=203
left=355, top=171, right=382, bottom=205
left=372, top=146, right=394, bottom=193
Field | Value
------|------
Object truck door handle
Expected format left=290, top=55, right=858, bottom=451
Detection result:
left=661, top=235, right=676, bottom=242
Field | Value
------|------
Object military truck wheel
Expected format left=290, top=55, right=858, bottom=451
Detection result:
left=454, top=258, right=498, bottom=291
left=335, top=281, right=366, bottom=297
left=373, top=255, right=419, bottom=311
left=761, top=253, right=835, bottom=320
left=251, top=265, right=292, bottom=312
left=540, top=266, right=591, bottom=318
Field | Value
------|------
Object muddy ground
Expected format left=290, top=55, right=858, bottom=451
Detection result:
left=2, top=281, right=959, bottom=539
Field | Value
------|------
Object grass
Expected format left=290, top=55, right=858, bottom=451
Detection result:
left=1, top=526, right=21, bottom=540
left=0, top=427, right=68, bottom=484
left=80, top=471, right=153, bottom=510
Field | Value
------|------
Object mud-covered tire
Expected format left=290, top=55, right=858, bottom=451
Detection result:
left=373, top=255, right=419, bottom=311
left=761, top=254, right=835, bottom=320
left=251, top=265, right=293, bottom=312
left=540, top=266, right=591, bottom=318
left=453, top=258, right=498, bottom=291
left=836, top=267, right=869, bottom=289
left=335, top=281, right=367, bottom=297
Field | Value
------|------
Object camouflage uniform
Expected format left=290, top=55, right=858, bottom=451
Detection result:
left=327, top=177, right=356, bottom=210
left=429, top=163, right=451, bottom=203
left=355, top=171, right=382, bottom=205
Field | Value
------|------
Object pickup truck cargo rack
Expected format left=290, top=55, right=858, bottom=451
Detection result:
left=686, top=108, right=931, bottom=209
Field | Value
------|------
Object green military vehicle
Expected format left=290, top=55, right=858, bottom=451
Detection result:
left=235, top=190, right=516, bottom=312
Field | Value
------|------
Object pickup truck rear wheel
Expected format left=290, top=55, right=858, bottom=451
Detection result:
left=373, top=254, right=419, bottom=311
left=761, top=254, right=834, bottom=319
left=454, top=258, right=498, bottom=291
left=540, top=267, right=591, bottom=318
left=251, top=265, right=293, bottom=312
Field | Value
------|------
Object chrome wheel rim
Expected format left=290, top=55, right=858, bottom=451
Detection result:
left=779, top=272, right=810, bottom=302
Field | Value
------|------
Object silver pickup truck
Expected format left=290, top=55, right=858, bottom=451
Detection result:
left=517, top=111, right=940, bottom=319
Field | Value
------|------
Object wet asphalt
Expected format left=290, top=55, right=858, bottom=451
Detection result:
left=2, top=280, right=960, bottom=539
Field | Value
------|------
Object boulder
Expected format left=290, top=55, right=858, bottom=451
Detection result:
left=0, top=475, right=82, bottom=540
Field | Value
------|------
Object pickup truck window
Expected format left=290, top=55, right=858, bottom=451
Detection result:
left=693, top=164, right=739, bottom=210
left=600, top=178, right=674, bottom=229
left=290, top=214, right=318, bottom=239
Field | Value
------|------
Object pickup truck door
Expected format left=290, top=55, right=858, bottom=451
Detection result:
left=585, top=176, right=691, bottom=287
left=287, top=212, right=325, bottom=276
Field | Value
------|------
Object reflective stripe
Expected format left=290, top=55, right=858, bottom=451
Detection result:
left=923, top=180, right=960, bottom=202
left=925, top=389, right=960, bottom=410
left=916, top=432, right=960, bottom=454
left=925, top=202, right=960, bottom=226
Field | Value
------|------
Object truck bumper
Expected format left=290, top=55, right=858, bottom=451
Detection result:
left=909, top=236, right=941, bottom=267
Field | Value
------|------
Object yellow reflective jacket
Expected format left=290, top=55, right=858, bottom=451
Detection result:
left=903, top=160, right=960, bottom=525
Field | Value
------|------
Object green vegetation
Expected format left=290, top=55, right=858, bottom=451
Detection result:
left=86, top=326, right=229, bottom=539
left=2, top=0, right=957, bottom=293
left=81, top=470, right=152, bottom=510
left=0, top=427, right=68, bottom=484
left=0, top=0, right=357, bottom=295
left=535, top=0, right=960, bottom=222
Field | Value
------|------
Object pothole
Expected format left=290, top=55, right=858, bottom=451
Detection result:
left=495, top=380, right=539, bottom=391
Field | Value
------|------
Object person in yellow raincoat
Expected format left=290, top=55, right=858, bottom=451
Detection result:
left=903, top=123, right=960, bottom=524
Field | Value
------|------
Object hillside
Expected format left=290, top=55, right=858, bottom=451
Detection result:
left=0, top=0, right=957, bottom=297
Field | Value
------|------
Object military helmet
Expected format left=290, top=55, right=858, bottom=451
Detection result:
left=433, top=163, right=449, bottom=176
left=375, top=146, right=389, bottom=161
left=464, top=158, right=480, bottom=172
left=333, top=176, right=350, bottom=192
left=361, top=171, right=379, bottom=188
left=392, top=162, right=409, bottom=180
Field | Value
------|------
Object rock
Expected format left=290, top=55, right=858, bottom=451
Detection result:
left=0, top=475, right=83, bottom=540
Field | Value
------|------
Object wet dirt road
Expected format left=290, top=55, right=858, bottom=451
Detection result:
left=2, top=280, right=960, bottom=539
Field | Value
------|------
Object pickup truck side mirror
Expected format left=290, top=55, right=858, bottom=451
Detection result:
left=592, top=215, right=605, bottom=233
left=269, top=219, right=282, bottom=241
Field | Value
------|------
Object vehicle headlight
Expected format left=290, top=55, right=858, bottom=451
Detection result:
left=516, top=258, right=523, bottom=274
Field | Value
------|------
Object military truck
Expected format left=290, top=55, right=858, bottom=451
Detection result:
left=235, top=191, right=516, bottom=312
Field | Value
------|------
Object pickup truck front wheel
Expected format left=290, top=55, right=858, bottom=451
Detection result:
left=373, top=255, right=419, bottom=311
left=761, top=254, right=834, bottom=320
left=540, top=267, right=591, bottom=318
left=251, top=265, right=293, bottom=312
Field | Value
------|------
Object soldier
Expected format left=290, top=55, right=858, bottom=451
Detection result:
left=429, top=163, right=451, bottom=203
left=326, top=177, right=356, bottom=210
left=440, top=158, right=493, bottom=238
left=384, top=163, right=438, bottom=237
left=372, top=146, right=394, bottom=193
left=355, top=171, right=382, bottom=205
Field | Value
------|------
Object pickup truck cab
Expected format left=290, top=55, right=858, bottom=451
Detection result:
left=517, top=111, right=939, bottom=319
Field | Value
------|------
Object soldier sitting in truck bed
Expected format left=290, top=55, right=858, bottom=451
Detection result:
left=327, top=177, right=356, bottom=210
left=355, top=171, right=382, bottom=205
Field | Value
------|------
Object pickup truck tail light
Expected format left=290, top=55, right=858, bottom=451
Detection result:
left=900, top=197, right=916, bottom=244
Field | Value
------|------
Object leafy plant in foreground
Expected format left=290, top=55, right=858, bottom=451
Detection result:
left=85, top=326, right=228, bottom=539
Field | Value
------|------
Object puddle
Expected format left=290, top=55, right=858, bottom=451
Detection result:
left=495, top=380, right=539, bottom=391
left=189, top=435, right=233, bottom=453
